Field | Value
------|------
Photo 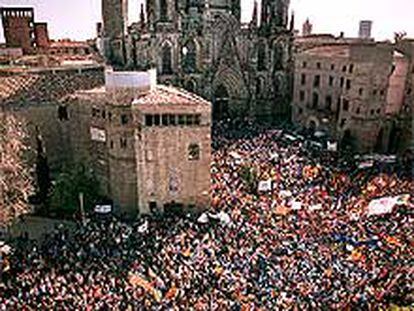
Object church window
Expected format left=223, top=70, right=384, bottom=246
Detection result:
left=160, top=0, right=168, bottom=21
left=258, top=42, right=267, bottom=71
left=273, top=45, right=284, bottom=71
left=329, top=76, right=334, bottom=86
left=326, top=95, right=332, bottom=110
left=316, top=62, right=321, bottom=69
left=256, top=77, right=264, bottom=95
left=188, top=143, right=200, bottom=161
left=182, top=40, right=197, bottom=73
left=346, top=79, right=351, bottom=90
left=162, top=44, right=173, bottom=74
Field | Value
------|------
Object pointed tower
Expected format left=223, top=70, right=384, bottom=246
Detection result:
left=231, top=0, right=241, bottom=21
left=139, top=3, right=146, bottom=30
left=250, top=0, right=258, bottom=28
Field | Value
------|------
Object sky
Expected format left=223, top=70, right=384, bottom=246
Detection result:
left=0, top=0, right=413, bottom=42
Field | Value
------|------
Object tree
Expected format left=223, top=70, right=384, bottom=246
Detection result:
left=0, top=110, right=34, bottom=227
left=50, top=164, right=101, bottom=215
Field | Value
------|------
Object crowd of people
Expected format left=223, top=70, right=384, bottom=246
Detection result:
left=1, top=120, right=413, bottom=309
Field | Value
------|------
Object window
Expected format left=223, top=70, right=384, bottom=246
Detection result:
left=326, top=95, right=332, bottom=110
left=342, top=65, right=347, bottom=72
left=110, top=140, right=114, bottom=149
left=303, top=61, right=307, bottom=68
left=299, top=90, right=305, bottom=102
left=145, top=115, right=153, bottom=126
left=316, top=62, right=321, bottom=69
left=169, top=114, right=176, bottom=126
left=154, top=114, right=160, bottom=126
left=273, top=44, right=284, bottom=71
left=340, top=77, right=344, bottom=88
left=349, top=64, right=354, bottom=73
left=342, top=99, right=349, bottom=111
left=373, top=89, right=378, bottom=95
left=178, top=114, right=186, bottom=125
left=188, top=144, right=200, bottom=161
left=312, top=92, right=319, bottom=109
left=329, top=76, right=334, bottom=86
left=359, top=88, right=364, bottom=96
left=331, top=64, right=335, bottom=70
left=58, top=106, right=69, bottom=121
left=370, top=109, right=374, bottom=115
left=120, top=138, right=127, bottom=149
left=340, top=119, right=346, bottom=128
left=313, top=75, right=320, bottom=88
left=162, top=114, right=169, bottom=126
left=121, top=114, right=129, bottom=125
left=380, top=89, right=385, bottom=96
left=160, top=0, right=168, bottom=21
left=356, top=107, right=361, bottom=114
left=162, top=44, right=173, bottom=74
left=298, top=107, right=303, bottom=115
left=186, top=114, right=194, bottom=126
left=92, top=107, right=98, bottom=117
left=194, top=114, right=201, bottom=125
left=182, top=40, right=197, bottom=73
left=258, top=42, right=267, bottom=71
left=101, top=110, right=106, bottom=119
left=108, top=112, right=112, bottom=121
left=301, top=73, right=306, bottom=85
left=346, top=79, right=351, bottom=90
left=377, top=108, right=381, bottom=114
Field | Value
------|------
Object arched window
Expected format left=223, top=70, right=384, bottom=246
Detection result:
left=162, top=44, right=172, bottom=74
left=273, top=44, right=284, bottom=71
left=160, top=0, right=168, bottom=21
left=188, top=143, right=200, bottom=161
left=182, top=40, right=197, bottom=73
left=185, top=80, right=197, bottom=93
left=256, top=77, right=264, bottom=96
left=257, top=42, right=266, bottom=71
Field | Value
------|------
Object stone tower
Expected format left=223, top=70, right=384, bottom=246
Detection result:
left=102, top=0, right=128, bottom=66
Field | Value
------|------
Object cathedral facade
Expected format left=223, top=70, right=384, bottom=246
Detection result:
left=101, top=0, right=294, bottom=122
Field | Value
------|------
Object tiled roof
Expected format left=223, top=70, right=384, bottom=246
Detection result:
left=132, top=85, right=210, bottom=106
left=302, top=45, right=351, bottom=58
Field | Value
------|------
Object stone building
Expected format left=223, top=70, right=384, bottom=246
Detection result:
left=101, top=0, right=294, bottom=122
left=292, top=42, right=395, bottom=152
left=0, top=7, right=35, bottom=54
left=64, top=69, right=211, bottom=215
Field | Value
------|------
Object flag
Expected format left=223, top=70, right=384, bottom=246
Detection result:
left=129, top=273, right=162, bottom=302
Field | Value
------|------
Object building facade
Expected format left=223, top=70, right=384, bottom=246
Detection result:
left=63, top=70, right=211, bottom=216
left=292, top=42, right=394, bottom=153
left=101, top=0, right=294, bottom=122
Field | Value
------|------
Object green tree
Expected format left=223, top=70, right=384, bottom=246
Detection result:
left=0, top=111, right=34, bottom=226
left=50, top=164, right=101, bottom=215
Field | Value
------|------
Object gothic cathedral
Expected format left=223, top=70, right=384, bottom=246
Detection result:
left=101, top=0, right=294, bottom=122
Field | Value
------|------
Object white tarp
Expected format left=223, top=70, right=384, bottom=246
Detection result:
left=90, top=127, right=106, bottom=142
left=367, top=194, right=410, bottom=216
left=137, top=220, right=149, bottom=233
left=309, top=204, right=323, bottom=211
left=94, top=205, right=112, bottom=214
left=280, top=190, right=293, bottom=198
left=327, top=141, right=338, bottom=152
left=258, top=180, right=272, bottom=192
left=197, top=213, right=209, bottom=224
left=367, top=197, right=396, bottom=216
left=358, top=160, right=374, bottom=169
left=291, top=201, right=303, bottom=210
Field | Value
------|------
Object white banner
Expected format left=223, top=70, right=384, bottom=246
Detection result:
left=90, top=127, right=106, bottom=142
left=94, top=205, right=112, bottom=214
left=258, top=180, right=272, bottom=192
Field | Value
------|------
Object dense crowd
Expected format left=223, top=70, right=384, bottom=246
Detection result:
left=1, top=120, right=413, bottom=309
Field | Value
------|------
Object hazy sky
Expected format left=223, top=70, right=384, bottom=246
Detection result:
left=0, top=0, right=413, bottom=42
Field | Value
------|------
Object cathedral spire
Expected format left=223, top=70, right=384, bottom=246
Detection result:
left=289, top=11, right=295, bottom=32
left=250, top=0, right=258, bottom=28
left=139, top=3, right=145, bottom=30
